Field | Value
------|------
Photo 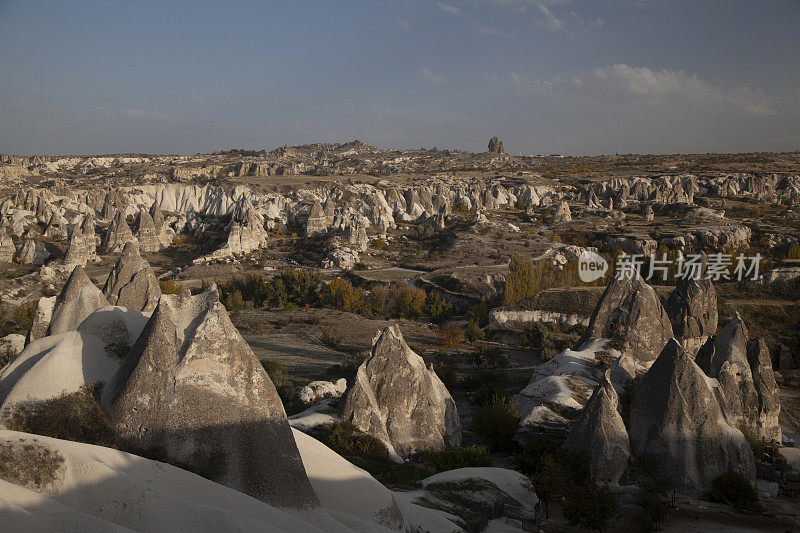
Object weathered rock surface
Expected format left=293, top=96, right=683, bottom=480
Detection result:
left=25, top=296, right=55, bottom=345
left=102, top=242, right=161, bottom=312
left=581, top=272, right=674, bottom=365
left=106, top=285, right=319, bottom=509
left=305, top=200, right=329, bottom=237
left=102, top=211, right=136, bottom=253
left=16, top=239, right=50, bottom=265
left=341, top=325, right=462, bottom=461
left=46, top=265, right=110, bottom=337
left=63, top=226, right=92, bottom=269
left=629, top=339, right=755, bottom=492
left=0, top=229, right=15, bottom=262
left=134, top=208, right=160, bottom=252
left=696, top=315, right=781, bottom=442
left=488, top=136, right=504, bottom=154
left=566, top=370, right=630, bottom=484
left=666, top=256, right=718, bottom=354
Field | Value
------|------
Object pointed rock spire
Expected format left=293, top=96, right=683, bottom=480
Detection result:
left=46, top=265, right=109, bottom=336
left=102, top=241, right=160, bottom=312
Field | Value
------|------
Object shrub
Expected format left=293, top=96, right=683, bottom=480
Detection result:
left=788, top=242, right=800, bottom=260
left=516, top=437, right=591, bottom=501
left=326, top=421, right=389, bottom=461
left=321, top=278, right=366, bottom=313
left=562, top=483, right=617, bottom=532
left=265, top=278, right=288, bottom=308
left=0, top=345, right=18, bottom=369
left=14, top=300, right=37, bottom=331
left=320, top=326, right=343, bottom=349
left=474, top=383, right=500, bottom=407
left=0, top=440, right=65, bottom=492
left=370, top=238, right=388, bottom=249
left=416, top=446, right=492, bottom=472
left=465, top=318, right=485, bottom=343
left=474, top=394, right=520, bottom=451
left=158, top=279, right=185, bottom=295
left=261, top=359, right=288, bottom=387
left=4, top=385, right=116, bottom=447
left=280, top=268, right=322, bottom=306
left=503, top=254, right=536, bottom=306
left=438, top=321, right=464, bottom=349
left=710, top=471, right=758, bottom=509
left=423, top=292, right=451, bottom=324
left=224, top=290, right=245, bottom=317
left=522, top=322, right=557, bottom=360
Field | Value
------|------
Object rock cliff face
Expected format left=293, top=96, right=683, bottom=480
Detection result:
left=666, top=255, right=718, bottom=355
left=341, top=325, right=462, bottom=461
left=696, top=315, right=781, bottom=442
left=629, top=339, right=755, bottom=492
left=581, top=272, right=674, bottom=365
left=106, top=286, right=319, bottom=509
left=209, top=197, right=268, bottom=259
left=46, top=265, right=110, bottom=337
left=565, top=370, right=630, bottom=484
left=102, top=211, right=136, bottom=254
left=102, top=242, right=161, bottom=312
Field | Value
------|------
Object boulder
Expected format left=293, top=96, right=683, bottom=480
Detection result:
left=629, top=339, right=755, bottom=493
left=298, top=379, right=347, bottom=405
left=46, top=265, right=110, bottom=337
left=102, top=241, right=160, bottom=312
left=340, top=325, right=461, bottom=461
left=581, top=272, right=674, bottom=365
left=106, top=285, right=319, bottom=509
left=566, top=370, right=630, bottom=484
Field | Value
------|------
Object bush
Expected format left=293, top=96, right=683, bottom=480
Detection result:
left=320, top=278, right=366, bottom=314
left=261, top=359, right=288, bottom=387
left=370, top=238, right=387, bottom=249
left=516, top=437, right=591, bottom=501
left=562, top=483, right=617, bottom=532
left=789, top=242, right=800, bottom=260
left=438, top=321, right=464, bottom=349
left=14, top=300, right=37, bottom=331
left=416, top=446, right=492, bottom=472
left=325, top=421, right=389, bottom=461
left=280, top=268, right=322, bottom=307
left=465, top=318, right=485, bottom=343
left=423, top=292, right=451, bottom=324
left=710, top=471, right=758, bottom=509
left=4, top=385, right=116, bottom=447
left=474, top=394, right=520, bottom=451
left=521, top=322, right=557, bottom=360
left=158, top=279, right=185, bottom=295
left=320, top=326, right=343, bottom=349
left=0, top=345, right=18, bottom=369
left=503, top=254, right=536, bottom=306
left=224, top=290, right=245, bottom=317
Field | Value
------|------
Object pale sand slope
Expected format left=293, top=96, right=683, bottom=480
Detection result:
left=0, top=429, right=462, bottom=533
left=292, top=428, right=460, bottom=532
left=0, top=430, right=370, bottom=533
left=0, top=331, right=118, bottom=412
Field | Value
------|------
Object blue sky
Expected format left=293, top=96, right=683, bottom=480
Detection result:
left=1, top=0, right=798, bottom=155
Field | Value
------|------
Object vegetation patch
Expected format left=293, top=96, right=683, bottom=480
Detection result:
left=0, top=438, right=65, bottom=492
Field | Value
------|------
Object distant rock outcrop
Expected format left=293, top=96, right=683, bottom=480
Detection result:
left=16, top=239, right=49, bottom=265
left=488, top=136, right=505, bottom=154
left=63, top=227, right=92, bottom=270
left=581, top=272, right=674, bottom=365
left=566, top=370, right=630, bottom=484
left=341, top=325, right=462, bottom=461
left=305, top=200, right=329, bottom=237
left=209, top=197, right=268, bottom=259
left=46, top=265, right=110, bottom=337
left=134, top=208, right=160, bottom=252
left=629, top=339, right=755, bottom=492
left=102, top=242, right=161, bottom=312
left=550, top=201, right=572, bottom=223
left=106, top=285, right=319, bottom=509
left=0, top=229, right=15, bottom=262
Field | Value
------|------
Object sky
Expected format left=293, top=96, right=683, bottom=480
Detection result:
left=1, top=0, right=799, bottom=156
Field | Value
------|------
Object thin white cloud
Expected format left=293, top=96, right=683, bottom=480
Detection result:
left=415, top=67, right=447, bottom=85
left=394, top=16, right=411, bottom=30
left=501, top=64, right=779, bottom=116
left=536, top=3, right=564, bottom=31
left=437, top=2, right=464, bottom=16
